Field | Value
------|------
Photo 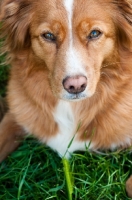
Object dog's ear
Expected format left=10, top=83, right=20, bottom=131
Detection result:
left=0, top=0, right=19, bottom=19
left=111, top=0, right=132, bottom=51
left=0, top=0, right=33, bottom=53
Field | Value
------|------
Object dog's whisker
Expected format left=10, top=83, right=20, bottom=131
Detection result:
left=100, top=72, right=111, bottom=79
left=102, top=61, right=132, bottom=68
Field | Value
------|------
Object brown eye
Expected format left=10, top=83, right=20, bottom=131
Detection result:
left=41, top=32, right=56, bottom=42
left=88, top=30, right=102, bottom=40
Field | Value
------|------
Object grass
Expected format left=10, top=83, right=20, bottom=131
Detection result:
left=0, top=55, right=132, bottom=200
left=0, top=54, right=9, bottom=96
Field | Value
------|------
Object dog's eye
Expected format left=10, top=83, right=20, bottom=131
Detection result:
left=41, top=32, right=56, bottom=42
left=88, top=30, right=102, bottom=40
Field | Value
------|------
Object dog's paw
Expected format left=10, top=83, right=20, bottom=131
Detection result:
left=0, top=112, right=25, bottom=162
left=126, top=175, right=132, bottom=198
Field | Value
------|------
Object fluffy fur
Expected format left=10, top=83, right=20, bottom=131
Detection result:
left=0, top=0, right=132, bottom=197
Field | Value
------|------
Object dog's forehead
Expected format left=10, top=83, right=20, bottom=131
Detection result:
left=63, top=0, right=111, bottom=21
left=32, top=0, right=113, bottom=33
left=34, top=0, right=109, bottom=22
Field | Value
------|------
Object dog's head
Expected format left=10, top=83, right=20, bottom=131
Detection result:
left=1, top=0, right=132, bottom=101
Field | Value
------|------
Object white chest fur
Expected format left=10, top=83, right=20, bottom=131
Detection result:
left=47, top=100, right=94, bottom=158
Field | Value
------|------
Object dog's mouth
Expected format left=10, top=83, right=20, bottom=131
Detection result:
left=61, top=91, right=89, bottom=102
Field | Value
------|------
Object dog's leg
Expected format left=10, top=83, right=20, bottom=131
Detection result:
left=126, top=175, right=132, bottom=198
left=0, top=112, right=25, bottom=162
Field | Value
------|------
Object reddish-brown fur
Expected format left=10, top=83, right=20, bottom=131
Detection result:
left=0, top=0, right=132, bottom=197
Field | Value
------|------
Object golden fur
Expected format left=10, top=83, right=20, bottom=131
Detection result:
left=0, top=0, right=132, bottom=197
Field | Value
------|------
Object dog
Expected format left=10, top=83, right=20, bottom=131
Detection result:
left=0, top=0, right=132, bottom=197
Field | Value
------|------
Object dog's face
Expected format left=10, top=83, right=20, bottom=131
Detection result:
left=31, top=0, right=116, bottom=101
left=1, top=0, right=132, bottom=101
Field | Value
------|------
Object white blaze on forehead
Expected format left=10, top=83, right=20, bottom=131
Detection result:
left=63, top=0, right=74, bottom=48
left=63, top=0, right=74, bottom=31
left=63, top=0, right=87, bottom=76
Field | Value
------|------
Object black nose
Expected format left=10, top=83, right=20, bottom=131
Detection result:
left=63, top=75, right=87, bottom=94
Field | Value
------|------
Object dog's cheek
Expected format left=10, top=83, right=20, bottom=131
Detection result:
left=50, top=78, right=62, bottom=98
left=49, top=65, right=66, bottom=98
left=103, top=39, right=115, bottom=60
left=31, top=39, right=56, bottom=70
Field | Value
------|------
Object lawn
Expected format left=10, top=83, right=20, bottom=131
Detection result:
left=0, top=54, right=132, bottom=200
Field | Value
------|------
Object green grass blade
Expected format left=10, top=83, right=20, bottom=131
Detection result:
left=62, top=158, right=74, bottom=200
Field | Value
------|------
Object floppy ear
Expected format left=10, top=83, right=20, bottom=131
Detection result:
left=111, top=0, right=132, bottom=51
left=0, top=0, right=33, bottom=54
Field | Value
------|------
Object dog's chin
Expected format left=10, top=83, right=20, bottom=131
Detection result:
left=60, top=91, right=94, bottom=102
